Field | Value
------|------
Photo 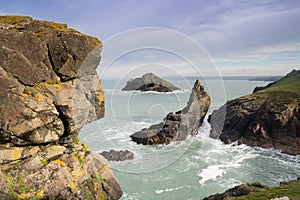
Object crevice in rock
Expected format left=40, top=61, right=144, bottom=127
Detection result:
left=53, top=103, right=71, bottom=142
left=46, top=43, right=65, bottom=82
left=53, top=104, right=70, bottom=134
left=46, top=43, right=55, bottom=71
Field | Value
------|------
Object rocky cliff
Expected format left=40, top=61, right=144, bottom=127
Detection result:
left=122, top=72, right=180, bottom=92
left=210, top=70, right=300, bottom=155
left=0, top=16, right=122, bottom=199
left=131, top=80, right=210, bottom=145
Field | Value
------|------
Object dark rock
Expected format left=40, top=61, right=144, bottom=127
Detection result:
left=137, top=83, right=174, bottom=92
left=100, top=150, right=134, bottom=161
left=210, top=69, right=300, bottom=155
left=131, top=80, right=211, bottom=145
left=203, top=182, right=267, bottom=200
left=122, top=72, right=180, bottom=92
left=0, top=16, right=122, bottom=199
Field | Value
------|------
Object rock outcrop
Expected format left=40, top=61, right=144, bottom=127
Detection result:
left=0, top=16, right=122, bottom=199
left=131, top=80, right=211, bottom=145
left=203, top=182, right=268, bottom=200
left=203, top=178, right=300, bottom=200
left=210, top=70, right=300, bottom=155
left=100, top=150, right=134, bottom=162
left=121, top=72, right=180, bottom=92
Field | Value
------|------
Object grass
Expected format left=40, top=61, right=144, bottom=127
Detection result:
left=233, top=179, right=300, bottom=200
left=257, top=70, right=300, bottom=95
left=242, top=70, right=300, bottom=103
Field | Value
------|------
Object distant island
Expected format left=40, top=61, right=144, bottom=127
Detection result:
left=248, top=76, right=282, bottom=82
left=121, top=73, right=180, bottom=92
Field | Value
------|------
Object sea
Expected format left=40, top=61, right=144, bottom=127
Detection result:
left=79, top=78, right=300, bottom=200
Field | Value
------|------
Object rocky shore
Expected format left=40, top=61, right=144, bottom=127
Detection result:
left=209, top=70, right=300, bottom=155
left=0, top=16, right=122, bottom=199
left=131, top=80, right=210, bottom=145
left=203, top=178, right=300, bottom=200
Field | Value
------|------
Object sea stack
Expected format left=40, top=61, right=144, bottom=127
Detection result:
left=0, top=16, right=122, bottom=199
left=130, top=80, right=211, bottom=145
left=209, top=69, right=300, bottom=155
left=122, top=72, right=180, bottom=92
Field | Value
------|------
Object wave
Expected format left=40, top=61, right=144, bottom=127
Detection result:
left=154, top=185, right=191, bottom=194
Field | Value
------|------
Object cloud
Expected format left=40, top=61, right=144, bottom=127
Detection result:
left=1, top=0, right=299, bottom=76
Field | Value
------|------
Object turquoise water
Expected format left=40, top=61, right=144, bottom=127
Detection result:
left=79, top=78, right=300, bottom=200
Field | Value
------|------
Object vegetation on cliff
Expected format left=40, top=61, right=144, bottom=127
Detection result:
left=204, top=178, right=300, bottom=200
left=210, top=69, right=300, bottom=155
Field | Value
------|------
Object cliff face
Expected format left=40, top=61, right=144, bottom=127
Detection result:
left=0, top=16, right=122, bottom=199
left=210, top=70, right=300, bottom=155
left=131, top=80, right=211, bottom=145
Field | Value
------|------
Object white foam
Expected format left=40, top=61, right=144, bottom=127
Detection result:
left=154, top=185, right=191, bottom=194
left=198, top=115, right=211, bottom=138
left=198, top=165, right=225, bottom=185
left=120, top=89, right=189, bottom=95
left=197, top=141, right=258, bottom=185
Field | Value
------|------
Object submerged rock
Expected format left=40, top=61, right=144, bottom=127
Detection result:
left=122, top=72, right=180, bottom=92
left=209, top=69, right=300, bottom=155
left=131, top=80, right=211, bottom=145
left=0, top=16, right=122, bottom=199
left=100, top=150, right=134, bottom=161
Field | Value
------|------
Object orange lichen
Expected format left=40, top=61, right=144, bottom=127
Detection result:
left=52, top=159, right=65, bottom=167
left=0, top=16, right=32, bottom=24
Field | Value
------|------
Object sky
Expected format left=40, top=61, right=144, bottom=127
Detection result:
left=1, top=0, right=300, bottom=78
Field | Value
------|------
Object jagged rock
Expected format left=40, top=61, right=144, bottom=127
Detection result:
left=100, top=150, right=134, bottom=161
left=122, top=72, right=180, bottom=92
left=0, top=16, right=122, bottom=199
left=210, top=69, right=300, bottom=155
left=131, top=80, right=211, bottom=145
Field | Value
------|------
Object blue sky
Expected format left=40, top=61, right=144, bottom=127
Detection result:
left=1, top=0, right=300, bottom=77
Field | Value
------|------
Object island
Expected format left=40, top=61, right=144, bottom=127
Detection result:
left=121, top=72, right=180, bottom=92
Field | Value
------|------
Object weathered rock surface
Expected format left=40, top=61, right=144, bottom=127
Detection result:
left=0, top=16, right=122, bottom=199
left=100, top=150, right=134, bottom=162
left=209, top=69, right=300, bottom=155
left=122, top=72, right=180, bottom=92
left=131, top=80, right=211, bottom=145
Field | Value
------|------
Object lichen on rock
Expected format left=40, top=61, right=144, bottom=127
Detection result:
left=0, top=16, right=121, bottom=199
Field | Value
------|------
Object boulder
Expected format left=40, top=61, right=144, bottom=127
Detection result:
left=131, top=80, right=211, bottom=145
left=100, top=150, right=134, bottom=162
left=0, top=16, right=122, bottom=199
left=210, top=69, right=300, bottom=155
left=122, top=72, right=180, bottom=92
